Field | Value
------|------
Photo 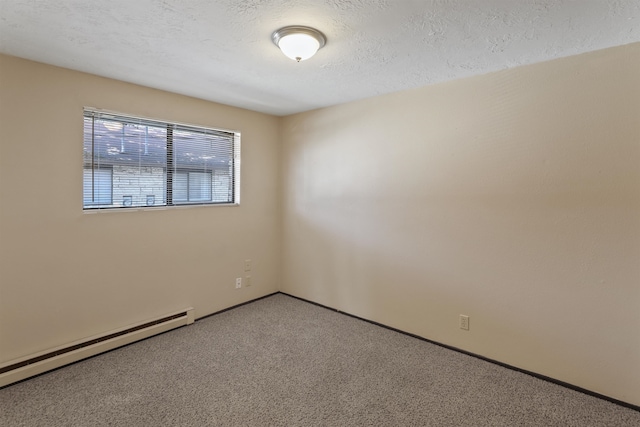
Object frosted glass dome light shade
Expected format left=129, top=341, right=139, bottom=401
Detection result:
left=272, top=26, right=326, bottom=62
left=279, top=33, right=319, bottom=62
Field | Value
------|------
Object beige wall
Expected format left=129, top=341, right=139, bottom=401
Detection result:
left=0, top=55, right=281, bottom=363
left=281, top=43, right=640, bottom=405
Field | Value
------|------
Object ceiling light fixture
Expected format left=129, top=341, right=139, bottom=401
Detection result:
left=271, top=26, right=326, bottom=62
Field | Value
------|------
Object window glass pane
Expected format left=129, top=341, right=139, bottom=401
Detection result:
left=173, top=127, right=233, bottom=204
left=173, top=172, right=188, bottom=203
left=213, top=171, right=231, bottom=202
left=83, top=168, right=112, bottom=206
left=188, top=172, right=212, bottom=202
left=84, top=116, right=167, bottom=208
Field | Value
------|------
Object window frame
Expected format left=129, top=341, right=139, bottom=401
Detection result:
left=83, top=108, right=240, bottom=212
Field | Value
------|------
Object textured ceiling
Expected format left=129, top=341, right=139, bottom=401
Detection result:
left=0, top=0, right=638, bottom=116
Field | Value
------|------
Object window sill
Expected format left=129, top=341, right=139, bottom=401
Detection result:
left=82, top=203, right=240, bottom=214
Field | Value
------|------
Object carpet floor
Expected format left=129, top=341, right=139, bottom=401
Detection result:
left=1, top=293, right=638, bottom=426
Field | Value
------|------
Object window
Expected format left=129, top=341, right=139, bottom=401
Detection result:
left=83, top=168, right=112, bottom=206
left=173, top=171, right=212, bottom=203
left=83, top=109, right=240, bottom=210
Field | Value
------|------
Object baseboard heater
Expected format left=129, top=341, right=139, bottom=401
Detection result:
left=0, top=307, right=195, bottom=388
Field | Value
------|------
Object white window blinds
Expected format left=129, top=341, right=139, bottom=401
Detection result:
left=83, top=109, right=240, bottom=210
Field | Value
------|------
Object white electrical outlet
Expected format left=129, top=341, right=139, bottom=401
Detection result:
left=235, top=278, right=242, bottom=289
left=245, top=275, right=252, bottom=287
left=460, top=315, right=470, bottom=331
left=244, top=259, right=252, bottom=272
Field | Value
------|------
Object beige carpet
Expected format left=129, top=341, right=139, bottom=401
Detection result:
left=1, top=293, right=638, bottom=426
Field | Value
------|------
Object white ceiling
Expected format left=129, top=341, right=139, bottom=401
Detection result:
left=0, top=1, right=638, bottom=116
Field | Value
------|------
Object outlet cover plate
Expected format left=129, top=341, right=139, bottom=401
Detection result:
left=460, top=315, right=470, bottom=331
